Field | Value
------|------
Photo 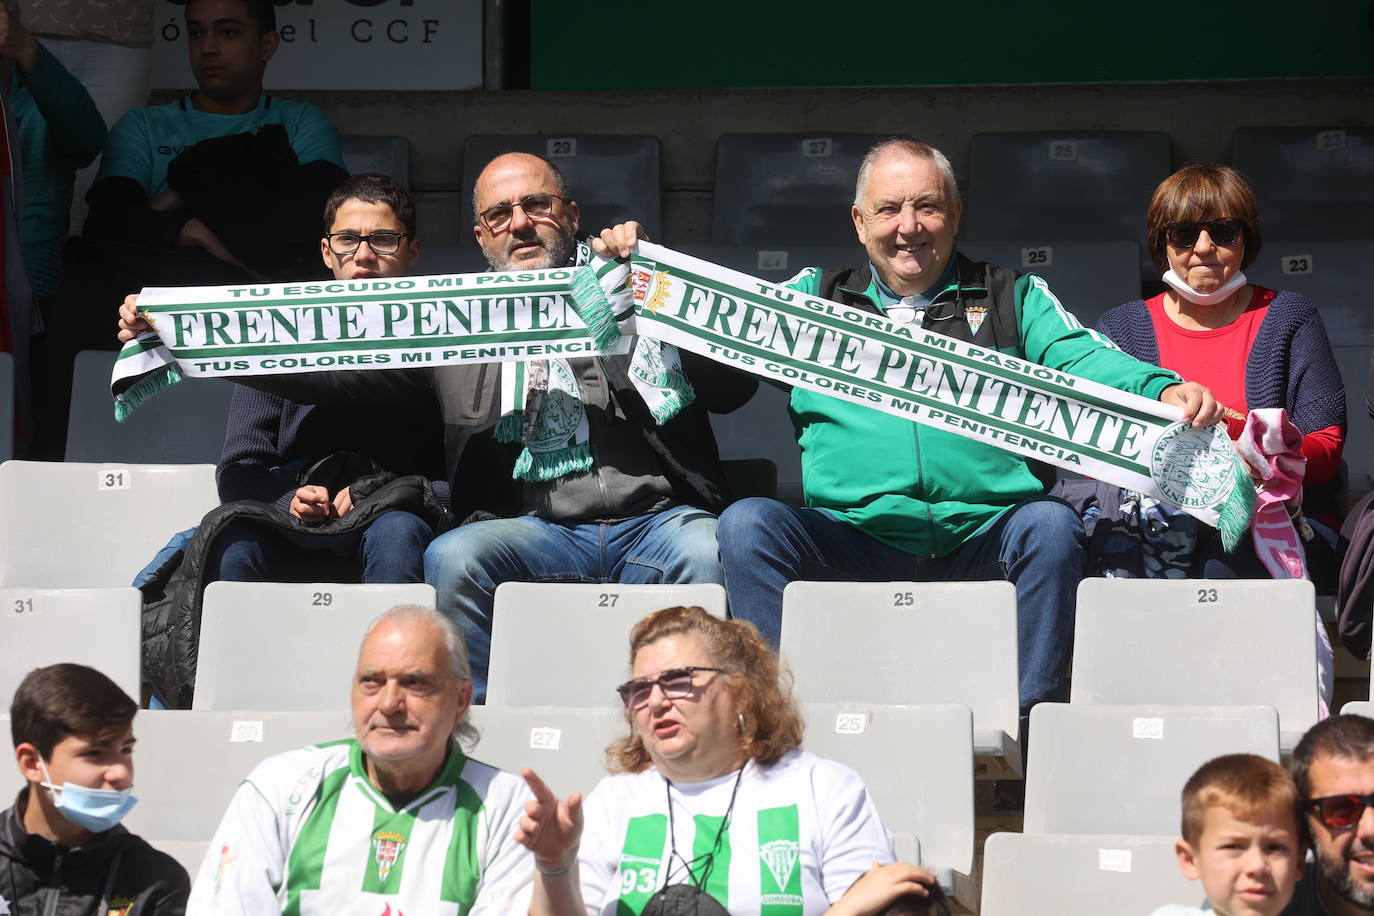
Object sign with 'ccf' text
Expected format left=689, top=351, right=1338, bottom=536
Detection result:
left=151, top=0, right=481, bottom=91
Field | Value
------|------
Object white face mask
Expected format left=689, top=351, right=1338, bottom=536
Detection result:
left=1162, top=267, right=1248, bottom=306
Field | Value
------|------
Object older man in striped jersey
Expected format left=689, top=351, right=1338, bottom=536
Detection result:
left=187, top=605, right=535, bottom=915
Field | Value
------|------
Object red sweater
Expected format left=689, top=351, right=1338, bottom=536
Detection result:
left=1146, top=289, right=1343, bottom=484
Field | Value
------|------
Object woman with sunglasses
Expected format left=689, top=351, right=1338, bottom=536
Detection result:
left=1096, top=163, right=1345, bottom=582
left=515, top=605, right=938, bottom=916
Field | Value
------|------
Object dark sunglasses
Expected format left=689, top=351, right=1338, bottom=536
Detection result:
left=1164, top=218, right=1245, bottom=248
left=1305, top=793, right=1374, bottom=830
left=616, top=666, right=725, bottom=709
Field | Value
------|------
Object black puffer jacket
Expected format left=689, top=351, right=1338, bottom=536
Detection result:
left=140, top=471, right=450, bottom=707
left=0, top=798, right=189, bottom=915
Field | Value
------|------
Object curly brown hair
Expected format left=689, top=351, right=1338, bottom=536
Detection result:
left=1145, top=164, right=1262, bottom=272
left=608, top=606, right=805, bottom=774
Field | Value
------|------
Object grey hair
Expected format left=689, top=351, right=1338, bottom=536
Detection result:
left=471, top=153, right=571, bottom=223
left=853, top=137, right=959, bottom=210
left=362, top=604, right=480, bottom=749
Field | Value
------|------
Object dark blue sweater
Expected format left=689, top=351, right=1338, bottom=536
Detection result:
left=1097, top=288, right=1346, bottom=438
left=216, top=384, right=448, bottom=509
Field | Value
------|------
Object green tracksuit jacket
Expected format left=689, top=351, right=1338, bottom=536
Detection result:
left=783, top=251, right=1182, bottom=558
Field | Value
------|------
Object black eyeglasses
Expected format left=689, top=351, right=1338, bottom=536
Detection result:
left=478, top=194, right=568, bottom=232
left=1164, top=218, right=1245, bottom=248
left=1305, top=793, right=1374, bottom=830
left=616, top=667, right=725, bottom=710
left=325, top=231, right=409, bottom=256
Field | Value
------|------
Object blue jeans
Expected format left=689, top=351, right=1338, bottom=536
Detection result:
left=206, top=510, right=433, bottom=584
left=424, top=504, right=724, bottom=702
left=717, top=496, right=1085, bottom=715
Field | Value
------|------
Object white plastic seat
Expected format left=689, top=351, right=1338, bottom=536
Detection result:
left=0, top=350, right=12, bottom=461
left=980, top=832, right=1198, bottom=915
left=340, top=134, right=412, bottom=187
left=66, top=350, right=234, bottom=464
left=781, top=581, right=1022, bottom=776
left=1343, top=700, right=1374, bottom=718
left=0, top=462, right=219, bottom=587
left=120, top=710, right=347, bottom=842
left=802, top=703, right=974, bottom=887
left=1024, top=704, right=1279, bottom=835
left=465, top=705, right=623, bottom=799
left=193, top=582, right=435, bottom=710
left=487, top=583, right=727, bottom=707
left=0, top=587, right=141, bottom=706
left=1072, top=579, right=1319, bottom=750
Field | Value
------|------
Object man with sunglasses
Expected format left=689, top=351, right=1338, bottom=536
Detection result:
left=1286, top=714, right=1374, bottom=915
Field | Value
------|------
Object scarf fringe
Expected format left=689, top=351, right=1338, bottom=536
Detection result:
left=512, top=443, right=594, bottom=482
left=646, top=369, right=695, bottom=424
left=493, top=412, right=523, bottom=444
left=1217, top=455, right=1258, bottom=552
left=113, top=364, right=183, bottom=422
left=568, top=265, right=624, bottom=352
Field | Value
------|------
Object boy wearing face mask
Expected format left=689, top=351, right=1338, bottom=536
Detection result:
left=1, top=664, right=189, bottom=915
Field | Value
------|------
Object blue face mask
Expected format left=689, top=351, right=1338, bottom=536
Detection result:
left=39, top=760, right=138, bottom=833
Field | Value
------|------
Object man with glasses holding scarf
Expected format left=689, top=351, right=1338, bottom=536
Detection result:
left=123, top=152, right=757, bottom=701
left=1286, top=714, right=1374, bottom=915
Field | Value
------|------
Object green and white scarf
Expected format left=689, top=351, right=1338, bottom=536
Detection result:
left=110, top=243, right=1253, bottom=544
left=492, top=242, right=694, bottom=481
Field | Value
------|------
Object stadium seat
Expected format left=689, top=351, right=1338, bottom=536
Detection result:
left=1072, top=579, right=1319, bottom=750
left=678, top=244, right=864, bottom=285
left=711, top=384, right=801, bottom=502
left=964, top=131, right=1171, bottom=243
left=979, top=832, right=1198, bottom=915
left=1232, top=127, right=1374, bottom=239
left=465, top=705, right=624, bottom=798
left=802, top=703, right=975, bottom=885
left=0, top=587, right=141, bottom=706
left=0, top=462, right=219, bottom=588
left=193, top=582, right=436, bottom=711
left=780, top=581, right=1023, bottom=776
left=0, top=350, right=12, bottom=461
left=1343, top=700, right=1374, bottom=718
left=118, top=710, right=345, bottom=842
left=711, top=133, right=887, bottom=246
left=340, top=134, right=412, bottom=188
left=1243, top=239, right=1374, bottom=489
left=959, top=240, right=1143, bottom=328
left=461, top=134, right=661, bottom=241
left=486, top=583, right=728, bottom=707
left=1024, top=704, right=1279, bottom=835
left=65, top=350, right=234, bottom=464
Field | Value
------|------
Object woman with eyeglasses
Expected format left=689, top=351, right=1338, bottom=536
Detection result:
left=1095, top=163, right=1345, bottom=582
left=515, top=605, right=937, bottom=916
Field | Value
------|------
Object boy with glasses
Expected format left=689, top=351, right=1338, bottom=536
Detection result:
left=1153, top=753, right=1303, bottom=916
left=1284, top=715, right=1374, bottom=915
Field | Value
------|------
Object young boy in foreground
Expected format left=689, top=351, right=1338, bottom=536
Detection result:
left=0, top=664, right=189, bottom=914
left=1153, top=753, right=1305, bottom=916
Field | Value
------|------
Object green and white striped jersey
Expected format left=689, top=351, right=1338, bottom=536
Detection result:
left=578, top=750, right=892, bottom=916
left=187, top=740, right=534, bottom=915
